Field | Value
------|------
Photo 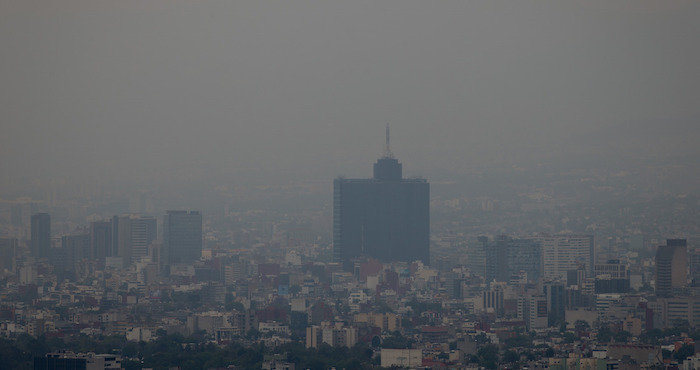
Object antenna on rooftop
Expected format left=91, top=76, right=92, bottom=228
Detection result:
left=384, top=123, right=394, bottom=158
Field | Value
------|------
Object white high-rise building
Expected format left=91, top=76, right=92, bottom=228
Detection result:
left=517, top=295, right=548, bottom=330
left=536, top=235, right=594, bottom=281
left=114, top=215, right=157, bottom=267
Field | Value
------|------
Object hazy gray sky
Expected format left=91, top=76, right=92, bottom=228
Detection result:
left=2, top=0, right=699, bottom=195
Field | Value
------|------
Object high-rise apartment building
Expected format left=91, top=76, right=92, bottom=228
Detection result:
left=483, top=236, right=541, bottom=283
left=30, top=213, right=51, bottom=258
left=656, top=239, right=688, bottom=297
left=536, top=234, right=594, bottom=281
left=163, top=210, right=202, bottom=267
left=333, top=127, right=429, bottom=267
left=518, top=295, right=548, bottom=330
left=130, top=216, right=157, bottom=264
left=306, top=322, right=358, bottom=348
left=113, top=215, right=157, bottom=267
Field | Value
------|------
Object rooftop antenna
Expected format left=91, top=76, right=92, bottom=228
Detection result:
left=384, top=123, right=394, bottom=158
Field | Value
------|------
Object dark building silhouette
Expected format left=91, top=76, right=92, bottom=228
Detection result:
left=656, top=239, right=688, bottom=297
left=164, top=210, right=203, bottom=267
left=0, top=238, right=17, bottom=272
left=542, top=281, right=566, bottom=326
left=30, top=213, right=51, bottom=258
left=333, top=127, right=429, bottom=267
left=58, top=234, right=91, bottom=273
left=90, top=220, right=113, bottom=269
left=444, top=271, right=464, bottom=299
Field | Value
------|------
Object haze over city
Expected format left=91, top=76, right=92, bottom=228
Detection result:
left=2, top=1, right=700, bottom=369
left=2, top=0, right=699, bottom=202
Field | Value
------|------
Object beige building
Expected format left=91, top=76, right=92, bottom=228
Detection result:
left=306, top=322, right=358, bottom=348
left=622, top=315, right=643, bottom=336
left=648, top=296, right=700, bottom=329
left=380, top=348, right=422, bottom=368
left=354, top=312, right=401, bottom=332
left=607, top=344, right=661, bottom=365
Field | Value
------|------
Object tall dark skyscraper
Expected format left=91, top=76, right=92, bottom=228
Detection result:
left=31, top=213, right=51, bottom=258
left=54, top=234, right=90, bottom=274
left=90, top=220, right=113, bottom=269
left=333, top=127, right=429, bottom=266
left=164, top=210, right=203, bottom=267
left=0, top=238, right=17, bottom=272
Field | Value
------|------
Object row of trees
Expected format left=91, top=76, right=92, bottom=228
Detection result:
left=4, top=321, right=699, bottom=369
left=0, top=333, right=377, bottom=370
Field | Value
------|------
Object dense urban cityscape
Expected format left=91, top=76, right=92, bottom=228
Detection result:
left=3, top=1, right=700, bottom=369
left=1, top=136, right=700, bottom=369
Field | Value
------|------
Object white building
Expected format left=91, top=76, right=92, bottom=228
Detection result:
left=259, top=321, right=290, bottom=336
left=518, top=295, right=548, bottom=330
left=537, top=235, right=594, bottom=281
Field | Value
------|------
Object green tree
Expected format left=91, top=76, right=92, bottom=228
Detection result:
left=474, top=332, right=490, bottom=345
left=671, top=319, right=690, bottom=332
left=477, top=344, right=499, bottom=370
left=559, top=321, right=568, bottom=333
left=597, top=326, right=613, bottom=343
left=662, top=349, right=672, bottom=360
left=503, top=350, right=519, bottom=363
left=613, top=330, right=632, bottom=343
left=381, top=333, right=413, bottom=349
left=245, top=329, right=261, bottom=340
left=406, top=300, right=442, bottom=315
left=15, top=334, right=49, bottom=358
left=562, top=332, right=578, bottom=344
left=544, top=347, right=555, bottom=357
left=503, top=333, right=532, bottom=348
left=675, top=344, right=695, bottom=363
left=122, top=342, right=138, bottom=358
left=642, top=328, right=664, bottom=344
left=0, top=337, right=33, bottom=369
left=374, top=300, right=395, bottom=314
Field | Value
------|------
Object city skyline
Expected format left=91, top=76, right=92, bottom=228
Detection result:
left=1, top=1, right=700, bottom=368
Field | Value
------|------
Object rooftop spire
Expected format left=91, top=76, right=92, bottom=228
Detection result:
left=375, top=124, right=402, bottom=180
left=383, top=123, right=394, bottom=158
